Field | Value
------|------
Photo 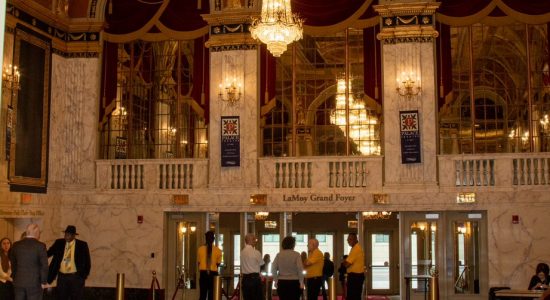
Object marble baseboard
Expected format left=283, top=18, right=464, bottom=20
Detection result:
left=42, top=287, right=164, bottom=300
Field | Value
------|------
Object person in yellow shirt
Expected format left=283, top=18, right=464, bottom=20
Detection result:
left=197, top=231, right=222, bottom=300
left=343, top=233, right=364, bottom=300
left=304, top=238, right=324, bottom=300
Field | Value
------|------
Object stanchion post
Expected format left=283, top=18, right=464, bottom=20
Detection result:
left=116, top=273, right=125, bottom=300
left=213, top=275, right=222, bottom=300
left=429, top=269, right=440, bottom=300
left=328, top=276, right=337, bottom=300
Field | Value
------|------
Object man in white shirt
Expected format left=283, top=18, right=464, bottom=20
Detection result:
left=240, top=233, right=264, bottom=300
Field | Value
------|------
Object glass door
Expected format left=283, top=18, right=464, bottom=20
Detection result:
left=366, top=230, right=399, bottom=295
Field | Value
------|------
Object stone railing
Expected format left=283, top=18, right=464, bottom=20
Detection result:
left=438, top=153, right=550, bottom=189
left=258, top=156, right=383, bottom=189
left=95, top=159, right=208, bottom=191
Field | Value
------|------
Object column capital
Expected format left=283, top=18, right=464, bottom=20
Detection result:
left=374, top=2, right=441, bottom=44
left=202, top=11, right=260, bottom=50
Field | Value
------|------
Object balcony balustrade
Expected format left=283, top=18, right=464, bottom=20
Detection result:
left=95, top=153, right=550, bottom=193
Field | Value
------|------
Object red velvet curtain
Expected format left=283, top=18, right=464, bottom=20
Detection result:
left=260, top=45, right=276, bottom=107
left=105, top=0, right=208, bottom=35
left=436, top=23, right=452, bottom=109
left=191, top=35, right=210, bottom=123
left=99, top=41, right=118, bottom=124
left=363, top=25, right=382, bottom=105
left=105, top=0, right=162, bottom=34
left=292, top=0, right=367, bottom=26
left=438, top=0, right=550, bottom=20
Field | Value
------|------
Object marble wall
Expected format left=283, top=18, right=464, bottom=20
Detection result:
left=382, top=41, right=438, bottom=190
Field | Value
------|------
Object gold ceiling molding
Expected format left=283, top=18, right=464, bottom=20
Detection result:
left=7, top=2, right=102, bottom=55
left=374, top=2, right=440, bottom=18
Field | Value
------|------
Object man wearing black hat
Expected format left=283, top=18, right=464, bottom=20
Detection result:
left=47, top=225, right=91, bottom=300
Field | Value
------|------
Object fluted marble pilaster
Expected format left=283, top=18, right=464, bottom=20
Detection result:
left=383, top=42, right=438, bottom=189
left=209, top=49, right=258, bottom=189
left=49, top=54, right=99, bottom=189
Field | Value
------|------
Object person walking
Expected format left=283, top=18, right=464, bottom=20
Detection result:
left=47, top=225, right=91, bottom=300
left=0, top=237, right=14, bottom=299
left=342, top=233, right=364, bottom=300
left=338, top=255, right=348, bottom=299
left=320, top=252, right=334, bottom=300
left=272, top=236, right=304, bottom=300
left=9, top=224, right=48, bottom=300
left=304, top=238, right=324, bottom=300
left=240, top=233, right=264, bottom=300
left=197, top=231, right=222, bottom=300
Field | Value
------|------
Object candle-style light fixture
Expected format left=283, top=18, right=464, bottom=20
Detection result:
left=218, top=79, right=242, bottom=105
left=255, top=211, right=269, bottom=220
left=396, top=71, right=421, bottom=99
left=362, top=211, right=392, bottom=220
left=250, top=0, right=304, bottom=57
left=2, top=64, right=21, bottom=93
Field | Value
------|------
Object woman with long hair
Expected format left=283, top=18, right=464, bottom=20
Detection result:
left=0, top=237, right=14, bottom=300
left=197, top=231, right=222, bottom=300
left=529, top=262, right=550, bottom=290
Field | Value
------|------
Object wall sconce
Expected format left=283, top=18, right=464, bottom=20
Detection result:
left=362, top=211, right=392, bottom=220
left=250, top=194, right=267, bottom=206
left=255, top=212, right=269, bottom=220
left=218, top=78, right=241, bottom=105
left=396, top=72, right=421, bottom=99
left=456, top=192, right=476, bottom=204
left=2, top=64, right=21, bottom=94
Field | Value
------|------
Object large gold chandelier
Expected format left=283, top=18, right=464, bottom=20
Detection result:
left=250, top=0, right=303, bottom=57
left=330, top=77, right=381, bottom=155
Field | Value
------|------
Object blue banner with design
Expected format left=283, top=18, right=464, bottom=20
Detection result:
left=221, top=116, right=240, bottom=167
left=400, top=110, right=421, bottom=164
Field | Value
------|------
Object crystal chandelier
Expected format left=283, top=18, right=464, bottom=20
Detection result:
left=330, top=77, right=381, bottom=155
left=250, top=0, right=303, bottom=57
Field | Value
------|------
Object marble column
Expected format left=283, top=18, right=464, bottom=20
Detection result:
left=209, top=49, right=259, bottom=189
left=49, top=55, right=99, bottom=189
left=375, top=1, right=440, bottom=190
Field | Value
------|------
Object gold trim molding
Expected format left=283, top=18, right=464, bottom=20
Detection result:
left=374, top=2, right=440, bottom=17
left=374, top=2, right=440, bottom=43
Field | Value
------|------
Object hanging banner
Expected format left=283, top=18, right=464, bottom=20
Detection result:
left=400, top=110, right=421, bottom=164
left=221, top=116, right=240, bottom=167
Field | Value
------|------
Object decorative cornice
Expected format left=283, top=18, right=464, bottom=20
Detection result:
left=374, top=2, right=441, bottom=17
left=381, top=35, right=436, bottom=44
left=6, top=3, right=102, bottom=56
left=52, top=48, right=100, bottom=58
left=202, top=10, right=261, bottom=48
left=210, top=23, right=250, bottom=35
left=210, top=44, right=258, bottom=52
left=374, top=2, right=440, bottom=43
left=202, top=11, right=260, bottom=26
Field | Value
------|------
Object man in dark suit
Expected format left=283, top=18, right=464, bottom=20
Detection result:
left=47, top=225, right=91, bottom=300
left=9, top=223, right=48, bottom=300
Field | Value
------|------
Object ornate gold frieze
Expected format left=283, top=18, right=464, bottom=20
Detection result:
left=7, top=2, right=102, bottom=55
left=374, top=2, right=440, bottom=43
left=202, top=10, right=260, bottom=48
left=374, top=2, right=440, bottom=17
